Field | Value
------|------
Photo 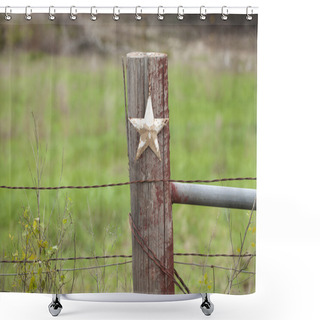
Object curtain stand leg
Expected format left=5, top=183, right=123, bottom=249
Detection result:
left=200, top=293, right=214, bottom=316
left=48, top=294, right=63, bottom=317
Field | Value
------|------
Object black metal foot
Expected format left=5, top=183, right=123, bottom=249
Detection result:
left=200, top=293, right=214, bottom=316
left=48, top=294, right=63, bottom=317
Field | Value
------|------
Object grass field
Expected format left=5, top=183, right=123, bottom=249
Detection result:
left=0, top=51, right=256, bottom=294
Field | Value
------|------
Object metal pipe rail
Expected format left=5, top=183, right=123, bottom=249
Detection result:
left=171, top=182, right=256, bottom=211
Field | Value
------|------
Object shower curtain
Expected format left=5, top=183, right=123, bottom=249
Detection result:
left=0, top=10, right=257, bottom=295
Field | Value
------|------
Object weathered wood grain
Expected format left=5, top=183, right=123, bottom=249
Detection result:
left=126, top=52, right=174, bottom=294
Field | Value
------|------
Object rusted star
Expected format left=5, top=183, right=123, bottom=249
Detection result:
left=129, top=96, right=169, bottom=161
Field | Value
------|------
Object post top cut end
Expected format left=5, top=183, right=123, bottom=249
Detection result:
left=127, top=52, right=167, bottom=59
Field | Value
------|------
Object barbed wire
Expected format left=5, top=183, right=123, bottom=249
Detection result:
left=0, top=252, right=255, bottom=264
left=0, top=175, right=256, bottom=287
left=0, top=177, right=256, bottom=191
left=174, top=253, right=255, bottom=258
left=174, top=261, right=255, bottom=275
left=0, top=254, right=132, bottom=264
left=0, top=260, right=132, bottom=277
left=0, top=260, right=255, bottom=277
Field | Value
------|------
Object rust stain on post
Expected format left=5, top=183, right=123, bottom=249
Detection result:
left=126, top=52, right=174, bottom=294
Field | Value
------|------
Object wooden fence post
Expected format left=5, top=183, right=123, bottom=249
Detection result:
left=126, top=52, right=174, bottom=294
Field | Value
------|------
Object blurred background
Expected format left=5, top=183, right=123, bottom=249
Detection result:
left=0, top=14, right=256, bottom=294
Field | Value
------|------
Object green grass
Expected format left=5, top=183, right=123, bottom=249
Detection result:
left=0, top=52, right=256, bottom=294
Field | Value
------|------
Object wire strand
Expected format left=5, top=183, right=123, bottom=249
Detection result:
left=0, top=177, right=256, bottom=190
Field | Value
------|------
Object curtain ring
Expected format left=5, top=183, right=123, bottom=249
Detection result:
left=90, top=6, right=97, bottom=21
left=70, top=6, right=77, bottom=21
left=49, top=6, right=55, bottom=21
left=157, top=6, right=164, bottom=21
left=177, top=6, right=184, bottom=21
left=200, top=6, right=207, bottom=20
left=25, top=6, right=32, bottom=21
left=221, top=6, right=228, bottom=21
left=135, top=6, right=142, bottom=21
left=113, top=6, right=120, bottom=21
left=246, top=6, right=253, bottom=21
left=4, top=6, right=12, bottom=21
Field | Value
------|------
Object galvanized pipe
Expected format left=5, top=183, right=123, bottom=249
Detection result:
left=171, top=182, right=256, bottom=211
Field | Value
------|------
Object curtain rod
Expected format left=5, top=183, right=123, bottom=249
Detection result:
left=0, top=6, right=259, bottom=16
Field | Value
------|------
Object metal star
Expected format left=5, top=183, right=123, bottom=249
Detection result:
left=129, top=96, right=169, bottom=161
